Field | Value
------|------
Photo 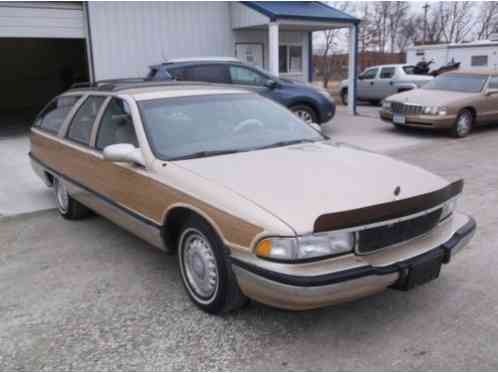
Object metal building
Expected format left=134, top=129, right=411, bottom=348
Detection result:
left=0, top=1, right=360, bottom=123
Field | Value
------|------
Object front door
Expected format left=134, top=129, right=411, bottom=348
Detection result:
left=357, top=67, right=379, bottom=100
left=479, top=76, right=498, bottom=125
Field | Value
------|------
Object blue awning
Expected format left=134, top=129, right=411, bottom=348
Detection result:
left=242, top=1, right=360, bottom=24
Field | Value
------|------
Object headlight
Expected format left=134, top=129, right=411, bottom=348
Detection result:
left=423, top=106, right=448, bottom=116
left=382, top=101, right=392, bottom=110
left=255, top=232, right=355, bottom=262
left=440, top=197, right=458, bottom=221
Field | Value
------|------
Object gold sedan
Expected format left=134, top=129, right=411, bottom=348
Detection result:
left=380, top=70, right=498, bottom=137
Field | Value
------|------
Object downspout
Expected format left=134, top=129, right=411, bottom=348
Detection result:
left=353, top=22, right=358, bottom=115
left=308, top=32, right=313, bottom=82
left=83, top=1, right=96, bottom=83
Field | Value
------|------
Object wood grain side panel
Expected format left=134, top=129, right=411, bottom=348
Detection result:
left=31, top=131, right=263, bottom=249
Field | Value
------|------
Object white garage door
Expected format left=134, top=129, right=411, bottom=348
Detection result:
left=0, top=2, right=85, bottom=39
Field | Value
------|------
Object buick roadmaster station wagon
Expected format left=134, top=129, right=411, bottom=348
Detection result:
left=30, top=82, right=476, bottom=314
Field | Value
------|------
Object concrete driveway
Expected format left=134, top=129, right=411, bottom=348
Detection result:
left=2, top=110, right=498, bottom=370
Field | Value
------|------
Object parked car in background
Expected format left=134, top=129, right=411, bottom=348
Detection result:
left=339, top=64, right=433, bottom=105
left=147, top=57, right=335, bottom=124
left=380, top=70, right=498, bottom=138
left=30, top=81, right=475, bottom=314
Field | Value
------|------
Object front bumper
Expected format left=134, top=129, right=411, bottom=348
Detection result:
left=380, top=110, right=456, bottom=129
left=231, top=214, right=476, bottom=310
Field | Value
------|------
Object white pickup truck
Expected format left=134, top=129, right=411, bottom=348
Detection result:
left=339, top=64, right=433, bottom=105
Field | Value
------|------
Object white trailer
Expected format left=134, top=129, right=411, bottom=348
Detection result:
left=407, top=34, right=498, bottom=71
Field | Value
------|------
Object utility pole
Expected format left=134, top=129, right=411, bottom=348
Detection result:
left=422, top=2, right=430, bottom=45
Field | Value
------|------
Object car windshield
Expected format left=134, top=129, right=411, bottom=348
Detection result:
left=423, top=74, right=487, bottom=93
left=138, top=94, right=324, bottom=161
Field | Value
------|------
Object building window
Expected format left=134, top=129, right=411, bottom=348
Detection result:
left=279, top=45, right=303, bottom=74
left=471, top=55, right=488, bottom=67
left=416, top=50, right=425, bottom=56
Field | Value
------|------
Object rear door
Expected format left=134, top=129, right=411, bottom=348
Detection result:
left=376, top=67, right=397, bottom=99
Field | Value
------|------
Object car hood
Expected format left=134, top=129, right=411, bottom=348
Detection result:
left=174, top=142, right=447, bottom=234
left=387, top=89, right=478, bottom=106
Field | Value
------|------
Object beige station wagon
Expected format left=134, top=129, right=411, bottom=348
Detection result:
left=380, top=70, right=498, bottom=137
left=30, top=82, right=476, bottom=314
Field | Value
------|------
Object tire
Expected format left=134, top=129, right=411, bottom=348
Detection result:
left=451, top=110, right=473, bottom=138
left=290, top=105, right=318, bottom=124
left=341, top=89, right=348, bottom=106
left=178, top=215, right=248, bottom=314
left=54, top=177, right=91, bottom=220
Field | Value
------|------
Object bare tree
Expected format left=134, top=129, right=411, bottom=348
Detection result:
left=316, top=1, right=354, bottom=88
left=476, top=1, right=498, bottom=40
left=438, top=2, right=476, bottom=43
left=387, top=1, right=410, bottom=53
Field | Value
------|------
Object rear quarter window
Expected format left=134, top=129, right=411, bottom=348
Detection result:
left=36, top=95, right=81, bottom=134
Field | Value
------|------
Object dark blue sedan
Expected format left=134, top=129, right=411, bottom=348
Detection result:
left=147, top=57, right=335, bottom=124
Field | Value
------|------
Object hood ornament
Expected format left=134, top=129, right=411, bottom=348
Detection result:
left=394, top=186, right=401, bottom=200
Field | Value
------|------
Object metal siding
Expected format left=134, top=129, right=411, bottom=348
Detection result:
left=88, top=2, right=234, bottom=80
left=0, top=3, right=84, bottom=38
left=231, top=2, right=268, bottom=29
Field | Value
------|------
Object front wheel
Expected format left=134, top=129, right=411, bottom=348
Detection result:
left=54, top=177, right=90, bottom=220
left=290, top=105, right=317, bottom=124
left=451, top=110, right=473, bottom=138
left=178, top=216, right=248, bottom=314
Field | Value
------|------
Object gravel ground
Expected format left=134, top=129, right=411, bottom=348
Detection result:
left=1, top=124, right=498, bottom=370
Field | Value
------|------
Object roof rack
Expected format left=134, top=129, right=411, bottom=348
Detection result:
left=69, top=78, right=147, bottom=91
left=159, top=56, right=241, bottom=65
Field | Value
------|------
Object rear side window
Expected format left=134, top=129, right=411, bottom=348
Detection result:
left=36, top=95, right=81, bottom=134
left=185, top=65, right=230, bottom=83
left=96, top=98, right=138, bottom=150
left=67, top=96, right=106, bottom=145
left=380, top=67, right=396, bottom=79
left=168, top=67, right=188, bottom=81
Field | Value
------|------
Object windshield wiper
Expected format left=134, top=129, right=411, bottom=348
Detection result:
left=256, top=138, right=316, bottom=151
left=168, top=149, right=242, bottom=161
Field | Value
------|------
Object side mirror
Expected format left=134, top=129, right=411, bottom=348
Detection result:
left=264, top=79, right=278, bottom=89
left=485, top=88, right=498, bottom=96
left=103, top=143, right=145, bottom=167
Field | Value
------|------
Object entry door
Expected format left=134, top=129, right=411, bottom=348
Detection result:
left=235, top=43, right=264, bottom=69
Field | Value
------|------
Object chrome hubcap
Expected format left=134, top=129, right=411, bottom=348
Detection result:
left=457, top=114, right=471, bottom=136
left=182, top=231, right=218, bottom=299
left=294, top=109, right=313, bottom=124
left=55, top=179, right=69, bottom=213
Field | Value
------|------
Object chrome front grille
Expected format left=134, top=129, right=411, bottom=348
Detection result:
left=391, top=102, right=424, bottom=115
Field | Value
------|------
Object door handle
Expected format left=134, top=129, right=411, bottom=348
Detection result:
left=370, top=81, right=374, bottom=86
left=389, top=81, right=394, bottom=86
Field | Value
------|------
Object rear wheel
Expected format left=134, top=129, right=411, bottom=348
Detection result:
left=451, top=110, right=473, bottom=138
left=54, top=177, right=90, bottom=220
left=290, top=105, right=317, bottom=124
left=178, top=216, right=248, bottom=314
